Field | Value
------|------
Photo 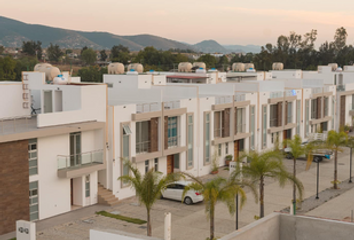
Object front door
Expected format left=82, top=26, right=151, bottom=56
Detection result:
left=167, top=155, right=174, bottom=174
left=234, top=140, right=239, bottom=162
left=43, top=90, right=53, bottom=113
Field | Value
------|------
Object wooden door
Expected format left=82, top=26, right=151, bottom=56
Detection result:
left=340, top=95, right=346, bottom=128
left=234, top=140, right=239, bottom=162
left=167, top=155, right=174, bottom=174
left=70, top=179, right=73, bottom=205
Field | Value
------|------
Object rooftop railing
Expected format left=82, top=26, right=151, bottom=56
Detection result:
left=0, top=115, right=37, bottom=135
left=234, top=94, right=246, bottom=102
left=57, top=149, right=104, bottom=170
left=164, top=100, right=180, bottom=110
left=337, top=85, right=346, bottom=92
left=269, top=91, right=284, bottom=99
left=136, top=102, right=161, bottom=113
left=312, top=87, right=323, bottom=94
left=285, top=90, right=296, bottom=97
left=215, top=96, right=233, bottom=105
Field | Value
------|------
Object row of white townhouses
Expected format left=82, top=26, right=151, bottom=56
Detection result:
left=0, top=62, right=353, bottom=235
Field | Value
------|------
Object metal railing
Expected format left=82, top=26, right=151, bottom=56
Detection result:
left=168, top=136, right=180, bottom=148
left=214, top=127, right=224, bottom=138
left=136, top=141, right=150, bottom=154
left=0, top=115, right=37, bottom=135
left=270, top=91, right=283, bottom=99
left=234, top=94, right=246, bottom=102
left=270, top=118, right=279, bottom=127
left=312, top=87, right=323, bottom=94
left=136, top=102, right=160, bottom=113
left=337, top=85, right=346, bottom=92
left=285, top=90, right=296, bottom=97
left=164, top=100, right=180, bottom=110
left=287, top=115, right=293, bottom=124
left=236, top=123, right=246, bottom=134
left=215, top=96, right=232, bottom=105
left=324, top=85, right=331, bottom=93
left=57, top=149, right=104, bottom=170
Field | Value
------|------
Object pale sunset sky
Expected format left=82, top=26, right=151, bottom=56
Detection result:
left=2, top=0, right=354, bottom=46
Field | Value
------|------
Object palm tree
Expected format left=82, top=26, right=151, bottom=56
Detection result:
left=182, top=174, right=255, bottom=240
left=326, top=130, right=348, bottom=189
left=118, top=160, right=182, bottom=236
left=284, top=135, right=316, bottom=213
left=237, top=150, right=304, bottom=218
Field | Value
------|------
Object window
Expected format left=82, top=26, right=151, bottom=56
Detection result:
left=236, top=108, right=246, bottom=133
left=225, top=143, right=229, bottom=154
left=136, top=121, right=150, bottom=154
left=296, top=100, right=301, bottom=135
left=305, top=100, right=310, bottom=137
left=85, top=175, right=90, bottom=198
left=205, top=113, right=211, bottom=164
left=70, top=132, right=81, bottom=167
left=218, top=144, right=222, bottom=156
left=174, top=154, right=180, bottom=169
left=107, top=83, right=114, bottom=88
left=214, top=111, right=223, bottom=138
left=262, top=106, right=267, bottom=148
left=311, top=99, right=317, bottom=119
left=145, top=160, right=149, bottom=173
left=324, top=97, right=329, bottom=117
left=154, top=158, right=158, bottom=172
left=168, top=117, right=178, bottom=148
left=187, top=115, right=193, bottom=168
left=123, top=125, right=132, bottom=135
left=287, top=102, right=293, bottom=124
left=28, top=139, right=38, bottom=176
left=29, top=181, right=39, bottom=221
left=250, top=106, right=255, bottom=149
left=270, top=104, right=278, bottom=127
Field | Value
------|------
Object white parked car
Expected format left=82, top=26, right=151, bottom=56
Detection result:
left=161, top=181, right=203, bottom=205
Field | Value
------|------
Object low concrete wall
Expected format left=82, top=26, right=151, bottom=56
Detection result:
left=90, top=229, right=162, bottom=240
left=219, top=213, right=280, bottom=240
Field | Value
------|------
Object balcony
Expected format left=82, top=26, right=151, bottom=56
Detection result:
left=337, top=85, right=346, bottom=92
left=136, top=141, right=150, bottom=154
left=164, top=100, right=180, bottom=110
left=235, top=94, right=246, bottom=102
left=215, top=96, right=233, bottom=105
left=236, top=123, right=246, bottom=134
left=0, top=115, right=37, bottom=136
left=312, top=87, right=322, bottom=94
left=270, top=91, right=284, bottom=99
left=57, top=149, right=105, bottom=178
left=168, top=136, right=180, bottom=148
left=133, top=102, right=162, bottom=121
left=285, top=90, right=296, bottom=97
left=234, top=123, right=251, bottom=141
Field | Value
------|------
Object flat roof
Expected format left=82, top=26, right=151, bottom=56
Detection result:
left=166, top=75, right=206, bottom=79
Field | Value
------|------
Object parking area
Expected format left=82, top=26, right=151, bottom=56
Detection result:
left=2, top=150, right=352, bottom=240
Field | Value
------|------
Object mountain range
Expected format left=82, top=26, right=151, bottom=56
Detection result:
left=0, top=16, right=261, bottom=54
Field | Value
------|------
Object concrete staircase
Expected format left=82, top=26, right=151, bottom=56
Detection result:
left=98, top=184, right=120, bottom=206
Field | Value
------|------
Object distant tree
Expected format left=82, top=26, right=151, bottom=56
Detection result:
left=0, top=56, right=17, bottom=80
left=77, top=65, right=107, bottom=82
left=0, top=46, right=4, bottom=55
left=65, top=49, right=73, bottom=54
left=100, top=50, right=108, bottom=61
left=14, top=57, right=38, bottom=81
left=47, top=43, right=63, bottom=62
left=81, top=48, right=97, bottom=66
left=334, top=27, right=348, bottom=53
left=81, top=46, right=88, bottom=55
left=22, top=41, right=42, bottom=60
left=217, top=55, right=229, bottom=71
left=111, top=45, right=130, bottom=64
left=196, top=54, right=217, bottom=68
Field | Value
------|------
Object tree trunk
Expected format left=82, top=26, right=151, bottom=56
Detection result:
left=334, top=150, right=338, bottom=189
left=260, top=176, right=264, bottom=218
left=210, top=205, right=215, bottom=240
left=293, top=157, right=297, bottom=212
left=147, top=208, right=152, bottom=236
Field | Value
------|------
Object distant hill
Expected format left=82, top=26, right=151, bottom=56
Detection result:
left=193, top=40, right=229, bottom=53
left=0, top=16, right=261, bottom=53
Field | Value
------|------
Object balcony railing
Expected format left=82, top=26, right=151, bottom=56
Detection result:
left=270, top=118, right=279, bottom=127
left=164, top=100, right=180, bottom=110
left=270, top=92, right=283, bottom=99
left=236, top=123, right=246, bottom=134
left=214, top=127, right=225, bottom=138
left=337, top=85, right=346, bottom=92
left=285, top=90, right=296, bottom=97
left=235, top=94, right=246, bottom=102
left=58, top=149, right=104, bottom=170
left=215, top=96, right=232, bottom=105
left=168, top=136, right=180, bottom=148
left=136, top=141, right=150, bottom=154
left=287, top=115, right=293, bottom=124
left=312, top=87, right=323, bottom=94
left=0, top=115, right=37, bottom=135
left=136, top=102, right=160, bottom=113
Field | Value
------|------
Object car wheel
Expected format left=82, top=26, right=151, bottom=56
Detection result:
left=286, top=154, right=292, bottom=159
left=313, top=156, right=321, bottom=163
left=184, top=197, right=193, bottom=205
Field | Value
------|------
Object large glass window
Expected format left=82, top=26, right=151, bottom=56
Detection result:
left=145, top=160, right=149, bottom=173
left=263, top=106, right=267, bottom=148
left=28, top=139, right=38, bottom=176
left=305, top=100, right=310, bottom=137
left=205, top=113, right=211, bottom=164
left=296, top=100, right=301, bottom=135
left=174, top=154, right=180, bottom=169
left=218, top=144, right=222, bottom=156
left=85, top=175, right=90, bottom=198
left=236, top=108, right=245, bottom=133
left=311, top=99, right=317, bottom=119
left=214, top=111, right=223, bottom=138
left=250, top=106, right=255, bottom=149
left=324, top=97, right=329, bottom=117
left=287, top=102, right=293, bottom=124
left=270, top=104, right=278, bottom=127
left=187, top=115, right=193, bottom=168
left=29, top=181, right=39, bottom=221
left=136, top=121, right=150, bottom=154
left=168, top=117, right=178, bottom=148
left=225, top=143, right=229, bottom=154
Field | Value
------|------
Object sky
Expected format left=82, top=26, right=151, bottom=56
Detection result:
left=2, top=0, right=354, bottom=46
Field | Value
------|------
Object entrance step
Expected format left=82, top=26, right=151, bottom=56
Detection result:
left=98, top=184, right=120, bottom=206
